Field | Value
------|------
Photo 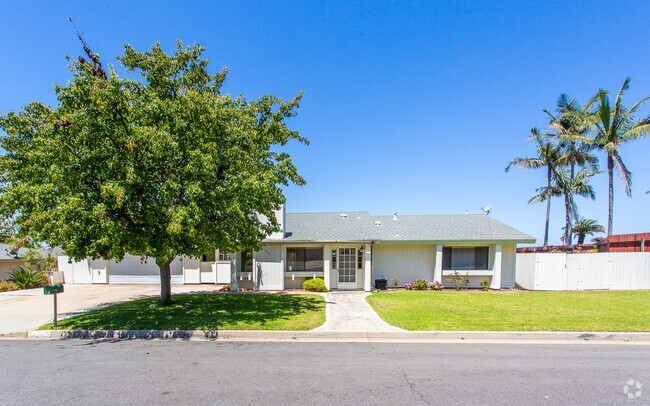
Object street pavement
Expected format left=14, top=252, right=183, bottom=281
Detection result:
left=0, top=340, right=647, bottom=405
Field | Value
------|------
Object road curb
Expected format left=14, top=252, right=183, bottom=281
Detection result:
left=2, top=330, right=650, bottom=343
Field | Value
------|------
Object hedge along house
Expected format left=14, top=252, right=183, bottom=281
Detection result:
left=58, top=206, right=534, bottom=290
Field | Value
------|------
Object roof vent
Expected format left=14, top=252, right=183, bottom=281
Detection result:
left=340, top=213, right=347, bottom=218
left=375, top=221, right=382, bottom=226
left=392, top=212, right=398, bottom=221
left=395, top=232, right=400, bottom=237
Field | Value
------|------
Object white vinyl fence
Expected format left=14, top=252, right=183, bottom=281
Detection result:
left=516, top=252, right=650, bottom=291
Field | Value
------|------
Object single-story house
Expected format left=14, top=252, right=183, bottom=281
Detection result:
left=0, top=243, right=27, bottom=280
left=58, top=206, right=535, bottom=290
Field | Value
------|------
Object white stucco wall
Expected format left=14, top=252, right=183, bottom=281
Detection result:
left=372, top=244, right=436, bottom=286
left=372, top=242, right=517, bottom=289
left=500, top=243, right=516, bottom=288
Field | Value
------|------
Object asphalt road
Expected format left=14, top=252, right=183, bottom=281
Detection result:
left=0, top=340, right=648, bottom=405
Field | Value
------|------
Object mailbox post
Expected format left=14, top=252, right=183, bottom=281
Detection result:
left=44, top=284, right=64, bottom=327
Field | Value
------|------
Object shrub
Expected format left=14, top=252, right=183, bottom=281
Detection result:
left=303, top=277, right=328, bottom=292
left=0, top=280, right=20, bottom=292
left=388, top=273, right=401, bottom=288
left=429, top=280, right=444, bottom=291
left=404, top=282, right=414, bottom=290
left=219, top=283, right=231, bottom=292
left=446, top=271, right=470, bottom=291
left=479, top=278, right=490, bottom=291
left=8, top=266, right=48, bottom=289
left=22, top=249, right=57, bottom=274
left=412, top=278, right=429, bottom=290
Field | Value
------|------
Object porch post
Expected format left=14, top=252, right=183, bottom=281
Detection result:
left=364, top=243, right=372, bottom=292
left=434, top=245, right=443, bottom=283
left=490, top=244, right=502, bottom=290
left=252, top=254, right=258, bottom=291
left=230, top=253, right=237, bottom=292
left=323, top=244, right=331, bottom=290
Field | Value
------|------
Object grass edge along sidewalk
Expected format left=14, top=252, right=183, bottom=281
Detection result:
left=40, top=292, right=325, bottom=331
left=366, top=290, right=650, bottom=332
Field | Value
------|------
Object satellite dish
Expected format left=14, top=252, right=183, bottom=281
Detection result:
left=481, top=205, right=492, bottom=215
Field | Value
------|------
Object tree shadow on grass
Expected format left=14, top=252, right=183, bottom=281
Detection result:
left=51, top=293, right=325, bottom=331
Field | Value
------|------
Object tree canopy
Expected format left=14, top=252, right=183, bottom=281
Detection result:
left=0, top=39, right=307, bottom=304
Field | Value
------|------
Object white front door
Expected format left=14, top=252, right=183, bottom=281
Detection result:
left=337, top=248, right=357, bottom=290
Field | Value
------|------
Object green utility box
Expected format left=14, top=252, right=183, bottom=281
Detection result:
left=44, top=284, right=64, bottom=295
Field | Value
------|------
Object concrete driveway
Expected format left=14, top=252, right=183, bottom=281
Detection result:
left=0, top=284, right=222, bottom=334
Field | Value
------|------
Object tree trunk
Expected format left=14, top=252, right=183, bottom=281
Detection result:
left=567, top=160, right=575, bottom=245
left=564, top=194, right=571, bottom=246
left=543, top=165, right=551, bottom=247
left=156, top=258, right=174, bottom=305
left=607, top=155, right=614, bottom=236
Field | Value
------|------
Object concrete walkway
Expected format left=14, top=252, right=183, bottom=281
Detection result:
left=313, top=291, right=403, bottom=332
left=0, top=284, right=222, bottom=334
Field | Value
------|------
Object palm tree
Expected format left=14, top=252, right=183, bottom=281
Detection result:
left=572, top=218, right=605, bottom=244
left=544, top=94, right=598, bottom=244
left=591, top=77, right=650, bottom=235
left=552, top=165, right=598, bottom=244
left=506, top=129, right=561, bottom=246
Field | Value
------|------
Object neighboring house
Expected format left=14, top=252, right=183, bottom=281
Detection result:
left=0, top=244, right=62, bottom=280
left=58, top=206, right=535, bottom=290
left=599, top=232, right=650, bottom=253
left=0, top=243, right=27, bottom=280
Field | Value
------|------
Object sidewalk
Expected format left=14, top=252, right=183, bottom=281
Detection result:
left=313, top=291, right=403, bottom=332
left=5, top=329, right=650, bottom=345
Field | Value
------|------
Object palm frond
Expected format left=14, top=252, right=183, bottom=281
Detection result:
left=597, top=89, right=611, bottom=135
left=613, top=77, right=631, bottom=125
left=611, top=152, right=632, bottom=197
left=620, top=120, right=650, bottom=142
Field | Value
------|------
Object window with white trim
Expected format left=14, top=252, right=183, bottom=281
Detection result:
left=442, top=247, right=489, bottom=270
left=286, top=247, right=323, bottom=272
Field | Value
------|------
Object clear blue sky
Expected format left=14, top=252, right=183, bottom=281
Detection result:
left=1, top=1, right=649, bottom=245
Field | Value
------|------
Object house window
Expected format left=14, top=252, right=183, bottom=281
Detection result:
left=442, top=247, right=489, bottom=270
left=357, top=248, right=363, bottom=269
left=287, top=247, right=323, bottom=272
left=332, top=250, right=337, bottom=269
left=201, top=252, right=216, bottom=262
left=241, top=251, right=253, bottom=272
left=218, top=252, right=231, bottom=261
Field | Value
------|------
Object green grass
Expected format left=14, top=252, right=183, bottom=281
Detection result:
left=41, top=293, right=325, bottom=331
left=366, top=290, right=650, bottom=331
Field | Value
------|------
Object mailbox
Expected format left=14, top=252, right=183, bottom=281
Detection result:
left=44, top=284, right=64, bottom=295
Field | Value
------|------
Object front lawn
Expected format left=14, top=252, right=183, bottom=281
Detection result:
left=41, top=293, right=325, bottom=331
left=366, top=290, right=650, bottom=331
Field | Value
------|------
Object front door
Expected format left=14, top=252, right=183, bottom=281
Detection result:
left=337, top=248, right=357, bottom=290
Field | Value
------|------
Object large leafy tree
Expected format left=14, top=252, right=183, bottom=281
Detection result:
left=591, top=78, right=650, bottom=236
left=506, top=129, right=561, bottom=247
left=0, top=39, right=307, bottom=304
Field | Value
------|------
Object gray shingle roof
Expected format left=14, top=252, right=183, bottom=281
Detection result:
left=0, top=243, right=63, bottom=261
left=0, top=243, right=28, bottom=260
left=278, top=212, right=535, bottom=243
